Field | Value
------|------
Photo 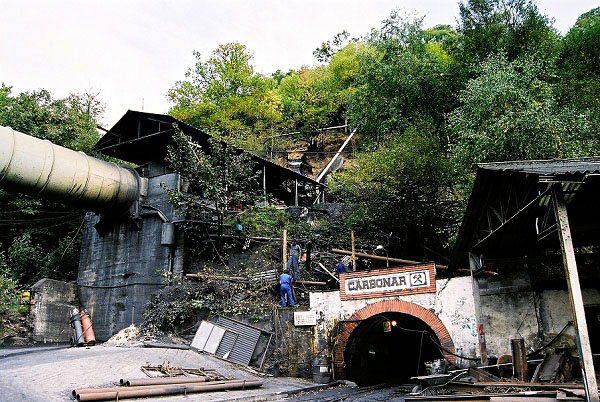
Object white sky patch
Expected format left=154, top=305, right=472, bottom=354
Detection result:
left=0, top=0, right=597, bottom=128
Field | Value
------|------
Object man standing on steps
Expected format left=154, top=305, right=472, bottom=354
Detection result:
left=280, top=268, right=295, bottom=307
left=287, top=239, right=301, bottom=279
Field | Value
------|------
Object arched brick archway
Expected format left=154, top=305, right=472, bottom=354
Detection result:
left=332, top=300, right=456, bottom=379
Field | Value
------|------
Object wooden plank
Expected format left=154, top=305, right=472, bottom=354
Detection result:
left=282, top=229, right=287, bottom=272
left=351, top=230, right=356, bottom=271
left=552, top=185, right=599, bottom=402
left=317, top=262, right=339, bottom=283
left=315, top=128, right=356, bottom=183
left=294, top=280, right=327, bottom=286
left=331, top=248, right=422, bottom=265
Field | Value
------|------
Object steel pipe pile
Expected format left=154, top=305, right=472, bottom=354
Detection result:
left=73, top=379, right=262, bottom=401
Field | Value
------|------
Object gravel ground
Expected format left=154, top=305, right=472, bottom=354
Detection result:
left=0, top=344, right=320, bottom=402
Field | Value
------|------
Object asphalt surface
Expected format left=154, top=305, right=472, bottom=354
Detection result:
left=0, top=344, right=326, bottom=402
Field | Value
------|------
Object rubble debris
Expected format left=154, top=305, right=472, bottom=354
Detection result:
left=105, top=325, right=139, bottom=345
left=531, top=349, right=575, bottom=383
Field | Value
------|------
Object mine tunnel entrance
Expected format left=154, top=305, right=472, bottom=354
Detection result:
left=344, top=312, right=444, bottom=386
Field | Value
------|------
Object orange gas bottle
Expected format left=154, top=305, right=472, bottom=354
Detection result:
left=79, top=309, right=96, bottom=346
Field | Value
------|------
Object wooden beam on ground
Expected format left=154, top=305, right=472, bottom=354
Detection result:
left=468, top=367, right=500, bottom=382
left=552, top=184, right=599, bottom=402
left=186, top=273, right=246, bottom=281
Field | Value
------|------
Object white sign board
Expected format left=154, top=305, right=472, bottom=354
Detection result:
left=340, top=264, right=436, bottom=300
left=344, top=269, right=430, bottom=295
left=294, top=310, right=317, bottom=326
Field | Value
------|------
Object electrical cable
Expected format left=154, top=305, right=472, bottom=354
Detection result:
left=390, top=320, right=481, bottom=361
left=416, top=330, right=425, bottom=376
left=526, top=321, right=573, bottom=357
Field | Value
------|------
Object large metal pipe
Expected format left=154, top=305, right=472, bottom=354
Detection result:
left=74, top=379, right=239, bottom=396
left=123, top=376, right=212, bottom=387
left=0, top=126, right=139, bottom=213
left=76, top=380, right=263, bottom=401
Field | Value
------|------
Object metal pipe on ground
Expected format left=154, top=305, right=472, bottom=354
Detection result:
left=121, top=376, right=220, bottom=387
left=74, top=378, right=241, bottom=396
left=77, top=379, right=246, bottom=395
left=76, top=380, right=263, bottom=401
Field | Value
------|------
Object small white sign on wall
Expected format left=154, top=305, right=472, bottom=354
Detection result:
left=294, top=310, right=317, bottom=326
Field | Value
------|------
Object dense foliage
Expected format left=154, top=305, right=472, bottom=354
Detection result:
left=3, top=1, right=600, bottom=287
left=168, top=1, right=600, bottom=261
left=0, top=85, right=103, bottom=286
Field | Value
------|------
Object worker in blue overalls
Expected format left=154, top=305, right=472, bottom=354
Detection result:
left=287, top=239, right=301, bottom=279
left=279, top=268, right=295, bottom=307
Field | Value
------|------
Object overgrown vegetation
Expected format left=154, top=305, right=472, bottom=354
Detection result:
left=165, top=2, right=600, bottom=262
left=3, top=2, right=600, bottom=324
left=0, top=85, right=102, bottom=288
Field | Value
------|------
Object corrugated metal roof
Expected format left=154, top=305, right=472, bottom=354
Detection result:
left=479, top=157, right=600, bottom=176
left=216, top=316, right=261, bottom=366
left=450, top=157, right=600, bottom=270
left=94, top=110, right=322, bottom=187
left=215, top=329, right=238, bottom=360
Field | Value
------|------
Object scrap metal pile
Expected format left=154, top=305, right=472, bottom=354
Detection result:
left=72, top=362, right=262, bottom=401
left=404, top=352, right=597, bottom=401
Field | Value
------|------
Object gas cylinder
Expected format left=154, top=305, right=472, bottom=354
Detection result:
left=70, top=308, right=85, bottom=346
left=80, top=309, right=96, bottom=346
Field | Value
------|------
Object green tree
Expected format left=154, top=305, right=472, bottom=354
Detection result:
left=168, top=43, right=282, bottom=148
left=557, top=7, right=600, bottom=112
left=313, top=30, right=351, bottom=63
left=0, top=85, right=102, bottom=285
left=277, top=66, right=341, bottom=129
left=346, top=12, right=460, bottom=148
left=456, top=0, right=558, bottom=65
left=449, top=54, right=596, bottom=177
left=329, top=130, right=458, bottom=260
left=166, top=125, right=260, bottom=248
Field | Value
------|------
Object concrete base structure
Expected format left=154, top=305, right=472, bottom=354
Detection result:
left=30, top=278, right=78, bottom=343
left=77, top=173, right=184, bottom=340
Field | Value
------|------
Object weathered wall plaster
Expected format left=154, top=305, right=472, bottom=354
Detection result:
left=475, top=271, right=600, bottom=357
left=309, top=276, right=480, bottom=365
left=31, top=278, right=78, bottom=343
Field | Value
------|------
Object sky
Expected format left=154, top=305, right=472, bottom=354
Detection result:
left=0, top=0, right=598, bottom=128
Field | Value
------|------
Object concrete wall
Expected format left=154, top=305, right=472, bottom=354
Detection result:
left=31, top=278, right=77, bottom=343
left=77, top=173, right=184, bottom=340
left=309, top=276, right=480, bottom=365
left=475, top=271, right=600, bottom=357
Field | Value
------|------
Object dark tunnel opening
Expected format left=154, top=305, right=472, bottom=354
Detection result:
left=344, top=312, right=444, bottom=386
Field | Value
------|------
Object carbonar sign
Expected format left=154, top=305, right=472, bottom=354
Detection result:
left=340, top=264, right=436, bottom=300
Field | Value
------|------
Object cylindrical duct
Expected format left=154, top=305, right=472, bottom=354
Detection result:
left=0, top=126, right=139, bottom=213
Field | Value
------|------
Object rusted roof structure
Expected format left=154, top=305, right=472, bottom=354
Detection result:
left=450, top=157, right=600, bottom=271
left=93, top=110, right=323, bottom=204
